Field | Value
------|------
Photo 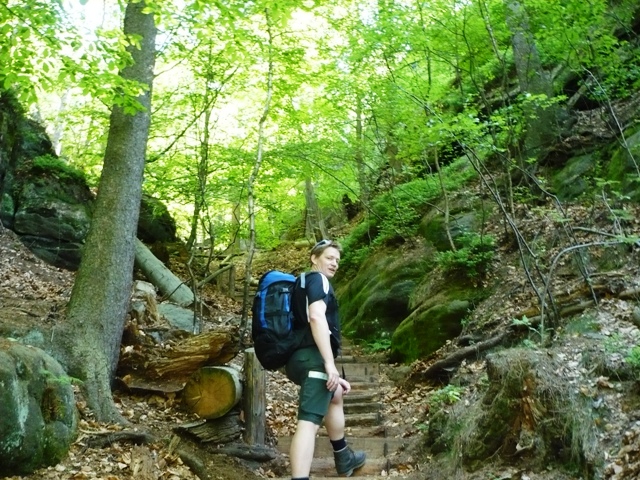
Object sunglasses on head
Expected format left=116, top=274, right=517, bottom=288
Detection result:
left=313, top=239, right=334, bottom=249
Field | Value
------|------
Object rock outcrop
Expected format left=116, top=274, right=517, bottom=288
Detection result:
left=0, top=339, right=78, bottom=477
left=0, top=90, right=178, bottom=270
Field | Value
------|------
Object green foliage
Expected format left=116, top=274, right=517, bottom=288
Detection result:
left=337, top=220, right=376, bottom=276
left=603, top=333, right=626, bottom=355
left=429, top=384, right=464, bottom=409
left=511, top=314, right=553, bottom=344
left=363, top=337, right=391, bottom=354
left=625, top=346, right=640, bottom=378
left=341, top=158, right=476, bottom=275
left=26, top=155, right=86, bottom=183
left=371, top=179, right=439, bottom=244
left=40, top=368, right=83, bottom=386
left=435, top=232, right=495, bottom=279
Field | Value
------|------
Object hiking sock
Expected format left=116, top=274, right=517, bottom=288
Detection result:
left=330, top=437, right=347, bottom=452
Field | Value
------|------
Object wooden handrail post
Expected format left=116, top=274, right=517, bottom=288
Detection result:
left=243, top=347, right=266, bottom=445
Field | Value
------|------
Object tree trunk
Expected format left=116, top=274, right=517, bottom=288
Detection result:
left=134, top=239, right=194, bottom=306
left=242, top=8, right=275, bottom=332
left=56, top=0, right=157, bottom=423
left=182, top=366, right=243, bottom=419
left=304, top=177, right=328, bottom=242
left=355, top=95, right=369, bottom=205
left=504, top=0, right=558, bottom=160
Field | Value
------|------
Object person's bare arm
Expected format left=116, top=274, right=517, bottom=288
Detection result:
left=308, top=299, right=340, bottom=391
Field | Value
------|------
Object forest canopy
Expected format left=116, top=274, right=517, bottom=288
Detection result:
left=2, top=0, right=639, bottom=252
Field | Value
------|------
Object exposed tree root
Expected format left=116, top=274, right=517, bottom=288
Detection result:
left=418, top=332, right=510, bottom=381
left=81, top=429, right=228, bottom=480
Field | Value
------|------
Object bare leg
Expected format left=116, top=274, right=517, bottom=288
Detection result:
left=325, top=384, right=345, bottom=441
left=290, top=419, right=319, bottom=477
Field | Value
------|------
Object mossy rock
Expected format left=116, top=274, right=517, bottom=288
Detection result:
left=605, top=125, right=640, bottom=201
left=14, top=180, right=93, bottom=243
left=551, top=153, right=597, bottom=200
left=426, top=348, right=600, bottom=475
left=138, top=193, right=177, bottom=244
left=337, top=246, right=433, bottom=343
left=390, top=294, right=472, bottom=363
left=417, top=197, right=493, bottom=252
left=0, top=340, right=77, bottom=476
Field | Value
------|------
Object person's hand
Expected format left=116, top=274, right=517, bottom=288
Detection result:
left=338, top=377, right=351, bottom=395
left=325, top=363, right=340, bottom=392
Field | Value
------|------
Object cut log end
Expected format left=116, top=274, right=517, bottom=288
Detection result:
left=182, top=366, right=243, bottom=419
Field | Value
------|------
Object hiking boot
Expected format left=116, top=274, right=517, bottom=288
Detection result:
left=334, top=446, right=366, bottom=477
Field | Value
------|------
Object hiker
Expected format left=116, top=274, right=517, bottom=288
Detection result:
left=286, top=239, right=366, bottom=479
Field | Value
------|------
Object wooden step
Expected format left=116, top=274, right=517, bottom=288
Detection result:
left=275, top=436, right=409, bottom=458
left=309, top=456, right=389, bottom=477
left=344, top=412, right=381, bottom=428
left=348, top=380, right=392, bottom=391
left=343, top=392, right=380, bottom=404
left=270, top=457, right=391, bottom=478
left=316, top=425, right=386, bottom=438
left=344, top=401, right=381, bottom=415
left=338, top=362, right=381, bottom=377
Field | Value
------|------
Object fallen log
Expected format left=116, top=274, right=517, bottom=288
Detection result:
left=419, top=299, right=602, bottom=382
left=213, top=442, right=277, bottom=462
left=182, top=366, right=243, bottom=419
left=118, top=327, right=240, bottom=392
left=175, top=413, right=243, bottom=444
left=135, top=238, right=195, bottom=307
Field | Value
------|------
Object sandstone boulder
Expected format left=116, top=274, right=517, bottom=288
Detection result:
left=0, top=340, right=78, bottom=476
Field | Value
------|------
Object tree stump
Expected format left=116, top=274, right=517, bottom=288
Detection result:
left=182, top=366, right=243, bottom=419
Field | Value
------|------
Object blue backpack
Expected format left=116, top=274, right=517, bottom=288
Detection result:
left=251, top=270, right=307, bottom=370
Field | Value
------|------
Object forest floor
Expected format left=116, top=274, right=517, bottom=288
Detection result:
left=0, top=227, right=423, bottom=480
left=2, top=200, right=640, bottom=479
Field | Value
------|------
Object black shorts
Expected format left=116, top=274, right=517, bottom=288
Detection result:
left=285, top=346, right=332, bottom=425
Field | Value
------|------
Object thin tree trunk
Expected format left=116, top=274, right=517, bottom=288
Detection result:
left=504, top=0, right=558, bottom=161
left=304, top=177, right=328, bottom=242
left=355, top=94, right=368, bottom=204
left=241, top=8, right=275, bottom=331
left=57, top=0, right=157, bottom=423
left=434, top=147, right=456, bottom=251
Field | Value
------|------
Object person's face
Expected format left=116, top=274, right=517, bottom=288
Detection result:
left=311, top=246, right=341, bottom=279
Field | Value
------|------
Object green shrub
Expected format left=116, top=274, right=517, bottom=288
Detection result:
left=435, top=232, right=495, bottom=279
left=625, top=346, right=640, bottom=377
left=364, top=337, right=391, bottom=354
left=338, top=220, right=377, bottom=276
left=429, top=384, right=464, bottom=409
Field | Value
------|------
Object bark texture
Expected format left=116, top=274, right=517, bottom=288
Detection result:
left=57, top=1, right=157, bottom=422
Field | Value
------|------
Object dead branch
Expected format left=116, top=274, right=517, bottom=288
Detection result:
left=83, top=429, right=155, bottom=449
left=418, top=332, right=510, bottom=381
left=197, top=264, right=233, bottom=288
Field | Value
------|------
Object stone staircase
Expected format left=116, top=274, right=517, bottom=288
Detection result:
left=273, top=345, right=410, bottom=479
